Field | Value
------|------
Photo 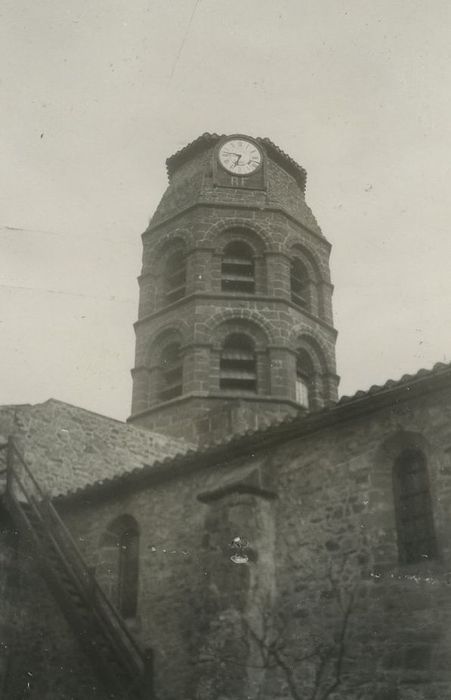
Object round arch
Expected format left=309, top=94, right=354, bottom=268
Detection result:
left=146, top=326, right=186, bottom=368
left=140, top=234, right=189, bottom=314
left=203, top=309, right=275, bottom=350
left=288, top=331, right=334, bottom=409
left=101, top=513, right=139, bottom=540
left=145, top=326, right=187, bottom=405
left=284, top=238, right=326, bottom=281
left=289, top=331, right=332, bottom=375
left=201, top=217, right=273, bottom=251
left=97, top=514, right=140, bottom=619
left=375, top=430, right=432, bottom=471
left=142, top=229, right=192, bottom=272
left=372, top=430, right=439, bottom=566
left=288, top=243, right=322, bottom=283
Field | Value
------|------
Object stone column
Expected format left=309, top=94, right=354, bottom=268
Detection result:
left=194, top=478, right=277, bottom=700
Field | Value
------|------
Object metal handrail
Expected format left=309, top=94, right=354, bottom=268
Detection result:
left=6, top=438, right=147, bottom=675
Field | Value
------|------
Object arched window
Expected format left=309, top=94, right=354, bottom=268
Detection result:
left=221, top=241, right=255, bottom=294
left=98, top=515, right=139, bottom=619
left=290, top=259, right=309, bottom=308
left=118, top=525, right=139, bottom=618
left=295, top=350, right=314, bottom=408
left=164, top=249, right=186, bottom=304
left=220, top=333, right=257, bottom=392
left=393, top=449, right=437, bottom=564
left=159, top=342, right=183, bottom=401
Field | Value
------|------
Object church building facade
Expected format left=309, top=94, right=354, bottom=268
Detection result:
left=1, top=134, right=451, bottom=700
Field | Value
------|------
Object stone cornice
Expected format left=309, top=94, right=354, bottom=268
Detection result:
left=128, top=392, right=304, bottom=421
left=133, top=292, right=337, bottom=337
left=143, top=201, right=331, bottom=252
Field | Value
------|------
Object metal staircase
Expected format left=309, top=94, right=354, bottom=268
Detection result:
left=1, top=438, right=155, bottom=699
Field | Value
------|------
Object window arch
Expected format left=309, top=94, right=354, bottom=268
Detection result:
left=290, top=258, right=310, bottom=309
left=99, top=515, right=139, bottom=619
left=164, top=249, right=186, bottom=304
left=393, top=449, right=437, bottom=564
left=220, top=333, right=257, bottom=392
left=158, top=341, right=183, bottom=401
left=118, top=526, right=139, bottom=618
left=295, top=349, right=315, bottom=408
left=221, top=241, right=255, bottom=294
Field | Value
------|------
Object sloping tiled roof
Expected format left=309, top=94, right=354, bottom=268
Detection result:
left=0, top=399, right=193, bottom=498
left=337, top=361, right=451, bottom=404
left=54, top=360, right=451, bottom=502
left=165, top=133, right=307, bottom=191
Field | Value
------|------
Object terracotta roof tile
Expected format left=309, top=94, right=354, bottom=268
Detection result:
left=54, top=359, right=451, bottom=501
left=165, top=132, right=307, bottom=191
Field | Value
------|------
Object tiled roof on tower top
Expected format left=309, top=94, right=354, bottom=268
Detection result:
left=165, top=132, right=221, bottom=179
left=165, top=132, right=308, bottom=191
left=257, top=137, right=307, bottom=192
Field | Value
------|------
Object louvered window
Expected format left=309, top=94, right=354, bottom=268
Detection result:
left=295, top=375, right=310, bottom=407
left=221, top=241, right=255, bottom=294
left=165, top=250, right=186, bottom=304
left=159, top=342, right=183, bottom=401
left=393, top=449, right=437, bottom=564
left=220, top=334, right=257, bottom=392
left=100, top=515, right=140, bottom=621
left=295, top=350, right=314, bottom=408
left=291, top=259, right=308, bottom=308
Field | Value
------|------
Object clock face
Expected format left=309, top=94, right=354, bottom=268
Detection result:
left=218, top=138, right=262, bottom=175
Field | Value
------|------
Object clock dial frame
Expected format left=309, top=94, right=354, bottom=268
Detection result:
left=218, top=138, right=262, bottom=176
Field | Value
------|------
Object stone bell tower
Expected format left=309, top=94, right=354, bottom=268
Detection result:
left=128, top=133, right=338, bottom=443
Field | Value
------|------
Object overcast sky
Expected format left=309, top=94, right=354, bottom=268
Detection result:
left=2, top=0, right=451, bottom=421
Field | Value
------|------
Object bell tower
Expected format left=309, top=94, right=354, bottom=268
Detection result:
left=129, top=133, right=339, bottom=443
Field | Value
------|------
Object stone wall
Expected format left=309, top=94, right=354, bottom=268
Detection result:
left=131, top=394, right=301, bottom=445
left=264, top=388, right=451, bottom=699
left=3, top=378, right=451, bottom=698
left=41, top=380, right=451, bottom=699
left=0, top=504, right=108, bottom=700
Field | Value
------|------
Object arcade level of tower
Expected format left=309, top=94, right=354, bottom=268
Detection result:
left=128, top=133, right=339, bottom=443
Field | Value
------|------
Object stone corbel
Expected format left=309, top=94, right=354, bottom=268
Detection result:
left=197, top=466, right=277, bottom=503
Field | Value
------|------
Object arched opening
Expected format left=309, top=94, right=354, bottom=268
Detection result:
left=295, top=349, right=315, bottom=408
left=393, top=449, right=437, bottom=564
left=99, top=515, right=140, bottom=619
left=220, top=333, right=257, bottom=392
left=290, top=258, right=309, bottom=309
left=118, top=526, right=139, bottom=618
left=164, top=249, right=186, bottom=304
left=159, top=342, right=183, bottom=401
left=221, top=241, right=255, bottom=294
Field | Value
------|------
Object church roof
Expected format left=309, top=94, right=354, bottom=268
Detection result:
left=165, top=133, right=308, bottom=191
left=54, top=360, right=451, bottom=502
left=0, top=398, right=193, bottom=498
